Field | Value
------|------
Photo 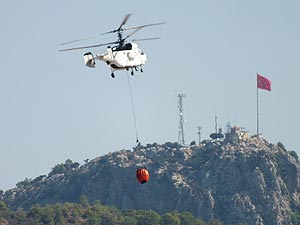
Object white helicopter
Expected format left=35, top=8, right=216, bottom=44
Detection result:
left=59, top=14, right=164, bottom=78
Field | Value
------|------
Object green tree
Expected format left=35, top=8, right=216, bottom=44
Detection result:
left=208, top=219, right=223, bottom=225
left=194, top=219, right=207, bottom=225
left=291, top=212, right=300, bottom=225
left=40, top=204, right=55, bottom=225
left=122, top=216, right=138, bottom=225
left=49, top=163, right=66, bottom=175
left=0, top=201, right=8, bottom=222
left=29, top=204, right=43, bottom=223
left=86, top=202, right=103, bottom=225
left=16, top=178, right=31, bottom=188
left=290, top=151, right=298, bottom=161
left=80, top=195, right=89, bottom=207
left=122, top=209, right=138, bottom=225
left=161, top=212, right=180, bottom=225
left=179, top=211, right=197, bottom=225
left=136, top=210, right=160, bottom=225
left=14, top=209, right=29, bottom=225
left=65, top=159, right=80, bottom=171
left=101, top=206, right=123, bottom=225
left=53, top=203, right=65, bottom=225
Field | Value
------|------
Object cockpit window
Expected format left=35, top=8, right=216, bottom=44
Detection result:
left=113, top=43, right=132, bottom=51
left=123, top=43, right=132, bottom=50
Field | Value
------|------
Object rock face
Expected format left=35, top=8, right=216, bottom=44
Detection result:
left=2, top=137, right=300, bottom=225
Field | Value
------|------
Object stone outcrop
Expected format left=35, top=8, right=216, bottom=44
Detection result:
left=2, top=137, right=300, bottom=225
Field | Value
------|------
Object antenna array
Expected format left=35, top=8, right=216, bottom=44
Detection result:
left=176, top=94, right=186, bottom=145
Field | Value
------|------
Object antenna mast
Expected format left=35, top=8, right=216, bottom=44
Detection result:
left=197, top=126, right=202, bottom=145
left=215, top=115, right=218, bottom=133
left=176, top=94, right=186, bottom=145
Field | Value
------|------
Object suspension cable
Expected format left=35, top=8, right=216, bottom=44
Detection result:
left=126, top=71, right=140, bottom=144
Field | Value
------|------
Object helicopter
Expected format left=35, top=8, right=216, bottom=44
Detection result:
left=59, top=14, right=164, bottom=78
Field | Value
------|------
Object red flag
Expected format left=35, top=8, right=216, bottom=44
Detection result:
left=257, top=74, right=272, bottom=91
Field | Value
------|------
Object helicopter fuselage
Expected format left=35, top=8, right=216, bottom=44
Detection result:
left=97, top=43, right=147, bottom=70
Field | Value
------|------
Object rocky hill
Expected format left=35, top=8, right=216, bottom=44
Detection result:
left=2, top=136, right=300, bottom=225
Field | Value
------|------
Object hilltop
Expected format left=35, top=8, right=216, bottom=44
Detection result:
left=1, top=135, right=300, bottom=225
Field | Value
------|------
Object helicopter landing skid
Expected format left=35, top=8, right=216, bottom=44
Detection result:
left=110, top=66, right=144, bottom=78
left=110, top=68, right=116, bottom=78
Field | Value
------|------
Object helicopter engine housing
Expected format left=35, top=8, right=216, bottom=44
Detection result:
left=83, top=52, right=95, bottom=68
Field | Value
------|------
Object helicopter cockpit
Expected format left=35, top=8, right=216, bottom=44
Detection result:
left=113, top=43, right=132, bottom=51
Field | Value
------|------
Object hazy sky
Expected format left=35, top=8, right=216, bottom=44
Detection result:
left=1, top=1, right=300, bottom=190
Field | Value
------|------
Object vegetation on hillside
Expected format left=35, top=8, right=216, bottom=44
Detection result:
left=0, top=197, right=240, bottom=225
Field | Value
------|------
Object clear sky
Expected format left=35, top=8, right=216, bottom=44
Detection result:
left=1, top=1, right=300, bottom=191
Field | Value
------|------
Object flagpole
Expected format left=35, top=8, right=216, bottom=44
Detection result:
left=256, top=84, right=259, bottom=135
left=256, top=73, right=272, bottom=136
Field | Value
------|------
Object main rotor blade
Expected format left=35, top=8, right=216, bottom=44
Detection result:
left=132, top=37, right=161, bottom=42
left=100, top=30, right=115, bottom=35
left=117, top=13, right=132, bottom=31
left=122, top=22, right=165, bottom=41
left=124, top=22, right=165, bottom=31
left=100, top=21, right=165, bottom=36
left=60, top=35, right=101, bottom=45
left=59, top=41, right=117, bottom=52
left=123, top=27, right=143, bottom=41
